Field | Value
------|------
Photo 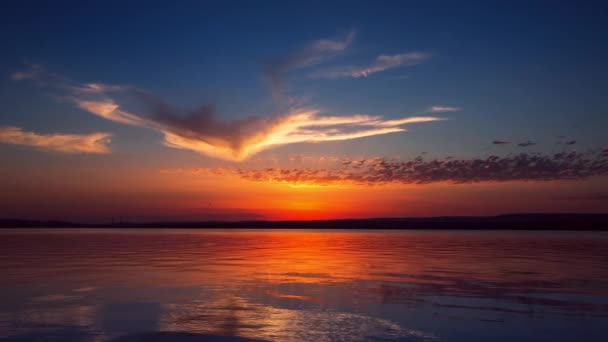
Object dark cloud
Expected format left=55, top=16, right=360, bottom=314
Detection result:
left=126, top=89, right=278, bottom=154
left=230, top=151, right=608, bottom=185
left=518, top=141, right=537, bottom=147
left=556, top=137, right=577, bottom=145
left=492, top=140, right=511, bottom=145
left=563, top=193, right=608, bottom=201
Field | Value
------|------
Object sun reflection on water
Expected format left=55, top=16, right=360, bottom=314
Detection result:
left=1, top=229, right=608, bottom=341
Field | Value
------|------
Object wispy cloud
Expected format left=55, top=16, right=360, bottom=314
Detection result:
left=265, top=30, right=355, bottom=101
left=428, top=106, right=461, bottom=113
left=163, top=150, right=608, bottom=185
left=310, top=52, right=430, bottom=79
left=518, top=141, right=537, bottom=147
left=562, top=193, right=608, bottom=201
left=11, top=69, right=39, bottom=81
left=13, top=66, right=446, bottom=161
left=11, top=31, right=450, bottom=162
left=0, top=126, right=111, bottom=153
left=81, top=96, right=445, bottom=161
left=492, top=140, right=511, bottom=145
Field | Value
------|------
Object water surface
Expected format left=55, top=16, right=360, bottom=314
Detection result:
left=1, top=229, right=607, bottom=341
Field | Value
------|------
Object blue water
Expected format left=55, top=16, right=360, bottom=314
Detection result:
left=1, top=229, right=607, bottom=341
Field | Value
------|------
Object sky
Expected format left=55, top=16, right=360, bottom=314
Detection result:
left=0, top=1, right=607, bottom=221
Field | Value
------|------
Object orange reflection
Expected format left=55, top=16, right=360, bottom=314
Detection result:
left=3, top=230, right=608, bottom=340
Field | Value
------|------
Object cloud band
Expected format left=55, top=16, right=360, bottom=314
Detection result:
left=0, top=126, right=111, bottom=154
left=161, top=150, right=608, bottom=185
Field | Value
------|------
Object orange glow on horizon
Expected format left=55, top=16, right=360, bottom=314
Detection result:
left=4, top=155, right=607, bottom=221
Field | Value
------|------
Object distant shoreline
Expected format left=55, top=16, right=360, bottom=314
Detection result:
left=1, top=214, right=608, bottom=230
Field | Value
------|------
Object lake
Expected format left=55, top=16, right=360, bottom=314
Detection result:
left=1, top=229, right=607, bottom=341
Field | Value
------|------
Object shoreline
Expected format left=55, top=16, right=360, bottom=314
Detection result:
left=2, top=213, right=608, bottom=230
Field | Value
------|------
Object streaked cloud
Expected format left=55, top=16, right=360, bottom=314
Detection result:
left=556, top=136, right=577, bottom=146
left=13, top=66, right=446, bottom=161
left=563, top=193, right=608, bottom=201
left=79, top=96, right=445, bottom=161
left=265, top=30, right=355, bottom=101
left=518, top=141, right=537, bottom=147
left=11, top=30, right=449, bottom=162
left=492, top=140, right=511, bottom=145
left=10, top=64, right=44, bottom=81
left=429, top=106, right=461, bottom=113
left=310, top=52, right=430, bottom=79
left=163, top=150, right=608, bottom=185
left=0, top=126, right=111, bottom=153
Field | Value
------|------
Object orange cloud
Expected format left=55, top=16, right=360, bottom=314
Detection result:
left=72, top=94, right=445, bottom=161
left=0, top=126, right=111, bottom=154
left=161, top=150, right=608, bottom=186
left=13, top=44, right=446, bottom=161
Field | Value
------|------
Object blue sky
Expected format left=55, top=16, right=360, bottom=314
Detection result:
left=1, top=1, right=606, bottom=159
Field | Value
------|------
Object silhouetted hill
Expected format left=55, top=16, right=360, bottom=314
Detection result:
left=1, top=213, right=608, bottom=230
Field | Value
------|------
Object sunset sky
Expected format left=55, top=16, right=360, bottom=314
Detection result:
left=1, top=1, right=607, bottom=221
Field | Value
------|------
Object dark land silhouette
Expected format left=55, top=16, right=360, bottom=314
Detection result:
left=1, top=213, right=607, bottom=230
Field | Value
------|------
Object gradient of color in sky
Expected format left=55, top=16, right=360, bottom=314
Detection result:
left=0, top=1, right=607, bottom=221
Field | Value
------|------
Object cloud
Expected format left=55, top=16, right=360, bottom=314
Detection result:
left=563, top=193, right=608, bottom=201
left=429, top=106, right=461, bottom=113
left=10, top=64, right=44, bottom=81
left=518, top=141, right=537, bottom=147
left=83, top=95, right=445, bottom=161
left=164, top=150, right=608, bottom=185
left=13, top=66, right=446, bottom=161
left=310, top=52, right=430, bottom=79
left=265, top=30, right=355, bottom=101
left=0, top=126, right=111, bottom=153
left=492, top=140, right=511, bottom=145
left=556, top=136, right=577, bottom=146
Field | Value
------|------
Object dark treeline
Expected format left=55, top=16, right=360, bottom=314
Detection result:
left=1, top=214, right=608, bottom=230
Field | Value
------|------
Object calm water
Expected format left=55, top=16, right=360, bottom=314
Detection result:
left=1, top=229, right=607, bottom=341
